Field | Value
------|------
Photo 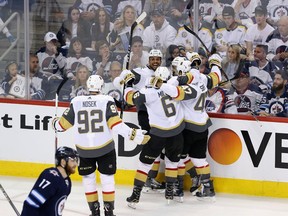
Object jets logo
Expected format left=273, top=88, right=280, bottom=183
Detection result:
left=42, top=57, right=59, bottom=74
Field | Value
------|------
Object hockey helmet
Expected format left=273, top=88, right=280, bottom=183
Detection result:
left=149, top=49, right=163, bottom=59
left=87, top=75, right=104, bottom=92
left=154, top=66, right=171, bottom=82
left=177, top=60, right=192, bottom=75
left=55, top=146, right=79, bottom=166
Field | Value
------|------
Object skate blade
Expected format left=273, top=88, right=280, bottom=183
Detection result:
left=127, top=202, right=137, bottom=209
left=166, top=198, right=173, bottom=205
left=142, top=187, right=165, bottom=194
left=196, top=196, right=216, bottom=203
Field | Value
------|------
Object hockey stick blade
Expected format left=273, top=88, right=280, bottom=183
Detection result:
left=135, top=12, right=147, bottom=24
left=183, top=25, right=210, bottom=54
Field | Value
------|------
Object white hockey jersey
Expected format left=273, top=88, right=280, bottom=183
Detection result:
left=160, top=80, right=211, bottom=133
left=56, top=94, right=123, bottom=158
left=127, top=86, right=185, bottom=137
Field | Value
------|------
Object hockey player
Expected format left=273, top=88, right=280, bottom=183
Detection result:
left=52, top=75, right=150, bottom=216
left=21, top=146, right=79, bottom=216
left=114, top=49, right=165, bottom=191
left=155, top=53, right=223, bottom=201
left=125, top=66, right=185, bottom=207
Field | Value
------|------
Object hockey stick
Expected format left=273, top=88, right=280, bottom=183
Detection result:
left=0, top=184, right=20, bottom=216
left=55, top=76, right=68, bottom=152
left=120, top=11, right=147, bottom=118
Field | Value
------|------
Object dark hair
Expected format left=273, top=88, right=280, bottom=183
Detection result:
left=92, top=7, right=111, bottom=41
left=95, top=40, right=109, bottom=54
left=165, top=44, right=179, bottom=67
left=67, top=6, right=80, bottom=22
left=132, top=36, right=143, bottom=45
left=275, top=69, right=288, bottom=80
left=67, top=37, right=85, bottom=57
left=256, top=44, right=268, bottom=54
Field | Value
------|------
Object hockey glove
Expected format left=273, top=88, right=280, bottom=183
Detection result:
left=119, top=70, right=135, bottom=87
left=149, top=76, right=163, bottom=88
left=129, top=128, right=151, bottom=145
left=208, top=53, right=222, bottom=69
left=51, top=117, right=63, bottom=132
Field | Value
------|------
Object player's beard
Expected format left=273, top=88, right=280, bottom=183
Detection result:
left=66, top=165, right=77, bottom=176
left=272, top=82, right=284, bottom=92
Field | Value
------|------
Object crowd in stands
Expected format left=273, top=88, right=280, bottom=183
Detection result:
left=0, top=0, right=288, bottom=117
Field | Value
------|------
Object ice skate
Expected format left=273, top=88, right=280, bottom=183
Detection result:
left=173, top=180, right=184, bottom=203
left=142, top=177, right=165, bottom=193
left=88, top=201, right=100, bottom=216
left=104, top=201, right=115, bottom=216
left=126, top=186, right=142, bottom=209
left=165, top=183, right=174, bottom=205
left=190, top=175, right=201, bottom=195
left=196, top=180, right=216, bottom=202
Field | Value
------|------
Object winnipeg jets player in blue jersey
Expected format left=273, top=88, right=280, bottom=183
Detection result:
left=21, top=146, right=79, bottom=216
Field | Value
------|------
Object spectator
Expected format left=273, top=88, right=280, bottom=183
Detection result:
left=30, top=0, right=64, bottom=22
left=1, top=62, right=22, bottom=98
left=0, top=0, right=15, bottom=43
left=230, top=71, right=263, bottom=114
left=266, top=0, right=288, bottom=27
left=142, top=8, right=177, bottom=55
left=214, top=6, right=247, bottom=57
left=102, top=61, right=123, bottom=105
left=109, top=5, right=144, bottom=52
left=69, top=65, right=90, bottom=100
left=20, top=53, right=49, bottom=100
left=116, top=0, right=143, bottom=17
left=258, top=69, right=288, bottom=117
left=122, top=36, right=149, bottom=70
left=143, top=0, right=173, bottom=25
left=91, top=7, right=114, bottom=50
left=198, top=47, right=210, bottom=75
left=266, top=16, right=288, bottom=67
left=232, top=0, right=261, bottom=28
left=222, top=44, right=244, bottom=81
left=206, top=87, right=238, bottom=114
left=73, top=0, right=105, bottom=22
left=175, top=10, right=213, bottom=53
left=65, top=37, right=93, bottom=80
left=57, top=6, right=91, bottom=49
left=199, top=0, right=233, bottom=24
left=165, top=44, right=180, bottom=67
left=244, top=44, right=278, bottom=92
left=93, top=40, right=116, bottom=83
left=245, top=5, right=274, bottom=59
left=21, top=146, right=79, bottom=216
left=36, top=31, right=67, bottom=78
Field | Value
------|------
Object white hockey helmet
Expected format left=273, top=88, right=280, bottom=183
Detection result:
left=171, top=56, right=186, bottom=68
left=149, top=49, right=163, bottom=58
left=186, top=51, right=202, bottom=67
left=177, top=60, right=191, bottom=75
left=86, top=75, right=104, bottom=92
left=154, top=66, right=171, bottom=82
